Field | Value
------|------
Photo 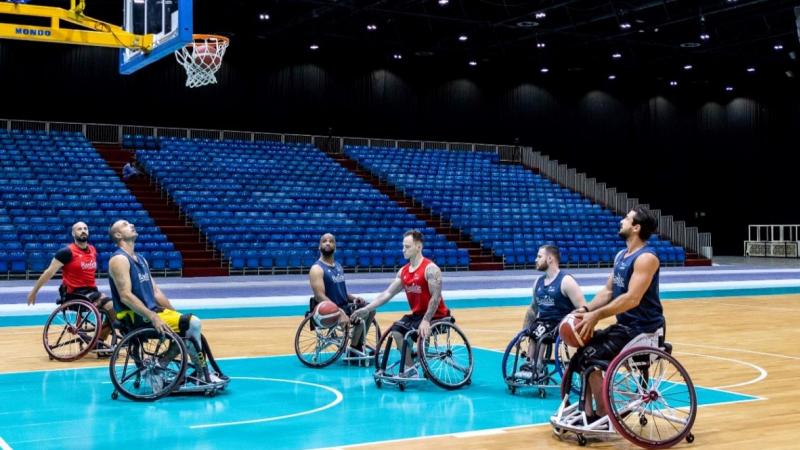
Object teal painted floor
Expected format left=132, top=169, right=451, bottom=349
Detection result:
left=0, top=348, right=757, bottom=450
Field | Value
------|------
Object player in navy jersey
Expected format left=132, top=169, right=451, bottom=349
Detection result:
left=571, top=206, right=663, bottom=421
left=518, top=245, right=586, bottom=378
left=308, top=233, right=372, bottom=352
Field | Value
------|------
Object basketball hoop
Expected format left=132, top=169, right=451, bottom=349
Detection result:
left=174, top=34, right=229, bottom=88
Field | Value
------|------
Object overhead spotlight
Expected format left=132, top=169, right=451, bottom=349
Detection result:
left=366, top=24, right=377, bottom=31
left=746, top=67, right=756, bottom=73
left=468, top=60, right=478, bottom=66
left=535, top=12, right=546, bottom=19
left=458, top=35, right=468, bottom=42
left=725, top=86, right=734, bottom=92
left=309, top=44, right=319, bottom=50
left=669, top=80, right=678, bottom=86
left=438, top=0, right=449, bottom=5
left=620, top=22, right=632, bottom=29
left=608, top=74, right=617, bottom=80
left=786, top=70, right=795, bottom=78
left=683, top=64, right=693, bottom=70
left=540, top=67, right=549, bottom=73
left=612, top=52, right=622, bottom=59
left=774, top=43, right=784, bottom=51
left=699, top=33, right=710, bottom=40
left=259, top=13, right=270, bottom=21
left=536, top=42, right=546, bottom=48
left=393, top=53, right=403, bottom=60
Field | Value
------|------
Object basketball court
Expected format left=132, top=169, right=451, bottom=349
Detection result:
left=1, top=264, right=798, bottom=449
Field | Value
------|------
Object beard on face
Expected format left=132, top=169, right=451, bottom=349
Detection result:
left=618, top=228, right=630, bottom=239
left=75, top=234, right=89, bottom=243
left=320, top=247, right=334, bottom=257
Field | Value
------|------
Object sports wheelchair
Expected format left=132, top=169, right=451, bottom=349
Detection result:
left=502, top=324, right=574, bottom=397
left=42, top=291, right=121, bottom=362
left=373, top=317, right=473, bottom=391
left=108, top=316, right=229, bottom=402
left=294, top=298, right=382, bottom=368
left=550, top=329, right=697, bottom=448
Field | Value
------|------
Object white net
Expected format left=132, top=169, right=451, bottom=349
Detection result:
left=174, top=35, right=229, bottom=88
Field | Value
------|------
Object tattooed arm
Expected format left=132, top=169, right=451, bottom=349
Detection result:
left=418, top=263, right=443, bottom=339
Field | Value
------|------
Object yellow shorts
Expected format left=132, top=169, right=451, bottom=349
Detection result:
left=117, top=309, right=189, bottom=333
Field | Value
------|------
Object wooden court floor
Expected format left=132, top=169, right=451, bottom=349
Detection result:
left=1, top=294, right=797, bottom=449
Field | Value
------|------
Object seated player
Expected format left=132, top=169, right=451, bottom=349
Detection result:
left=308, top=233, right=374, bottom=354
left=107, top=219, right=227, bottom=384
left=351, top=230, right=448, bottom=378
left=518, top=245, right=587, bottom=379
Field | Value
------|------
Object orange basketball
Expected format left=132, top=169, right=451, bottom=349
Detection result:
left=559, top=314, right=587, bottom=347
left=314, top=300, right=340, bottom=328
left=193, top=45, right=218, bottom=66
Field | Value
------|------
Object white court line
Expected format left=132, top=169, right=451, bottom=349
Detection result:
left=673, top=342, right=800, bottom=361
left=189, top=377, right=343, bottom=429
left=675, top=351, right=768, bottom=390
left=0, top=437, right=12, bottom=450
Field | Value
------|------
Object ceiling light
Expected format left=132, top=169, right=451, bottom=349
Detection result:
left=620, top=22, right=631, bottom=29
left=309, top=44, right=319, bottom=50
left=438, top=0, right=449, bottom=5
left=683, top=64, right=693, bottom=70
left=746, top=67, right=755, bottom=73
left=608, top=75, right=616, bottom=80
left=259, top=13, right=270, bottom=21
left=366, top=24, right=377, bottom=31
left=536, top=42, right=546, bottom=48
left=669, top=81, right=678, bottom=86
left=699, top=33, right=710, bottom=40
left=458, top=35, right=468, bottom=42
left=468, top=60, right=477, bottom=66
left=540, top=67, right=549, bottom=73
left=774, top=43, right=784, bottom=51
left=535, top=12, right=546, bottom=19
left=725, top=86, right=734, bottom=92
left=612, top=52, right=622, bottom=59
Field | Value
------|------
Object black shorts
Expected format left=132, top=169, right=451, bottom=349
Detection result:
left=528, top=319, right=559, bottom=342
left=572, top=323, right=639, bottom=371
left=61, top=286, right=111, bottom=308
left=389, top=313, right=453, bottom=335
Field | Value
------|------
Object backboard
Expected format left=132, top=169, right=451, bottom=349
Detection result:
left=119, top=0, right=193, bottom=75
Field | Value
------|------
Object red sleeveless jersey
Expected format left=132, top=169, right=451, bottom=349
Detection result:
left=61, top=244, right=98, bottom=293
left=400, top=257, right=448, bottom=318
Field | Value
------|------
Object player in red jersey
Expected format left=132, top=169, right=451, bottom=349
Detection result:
left=351, top=230, right=449, bottom=377
left=28, top=222, right=115, bottom=340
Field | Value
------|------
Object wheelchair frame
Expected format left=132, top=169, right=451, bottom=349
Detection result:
left=373, top=318, right=473, bottom=391
left=42, top=292, right=121, bottom=362
left=550, top=329, right=697, bottom=448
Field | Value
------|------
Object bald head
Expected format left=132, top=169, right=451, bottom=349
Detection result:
left=319, top=233, right=336, bottom=258
left=72, top=222, right=89, bottom=243
left=109, top=220, right=137, bottom=245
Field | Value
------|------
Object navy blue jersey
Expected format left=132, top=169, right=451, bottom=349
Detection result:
left=314, top=260, right=349, bottom=308
left=612, top=247, right=664, bottom=333
left=533, top=271, right=575, bottom=322
left=109, top=249, right=158, bottom=313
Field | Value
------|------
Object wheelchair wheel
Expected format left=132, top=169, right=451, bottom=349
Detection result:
left=109, top=328, right=187, bottom=402
left=603, top=346, right=697, bottom=449
left=294, top=314, right=349, bottom=368
left=560, top=359, right=584, bottom=406
left=418, top=321, right=473, bottom=390
left=501, top=329, right=532, bottom=388
left=42, top=299, right=102, bottom=362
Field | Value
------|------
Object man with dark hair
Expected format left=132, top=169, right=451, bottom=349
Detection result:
left=351, top=229, right=448, bottom=377
left=571, top=206, right=664, bottom=421
left=27, top=222, right=115, bottom=345
left=308, top=233, right=373, bottom=354
left=518, top=245, right=586, bottom=379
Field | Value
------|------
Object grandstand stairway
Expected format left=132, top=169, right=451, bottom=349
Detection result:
left=95, top=144, right=228, bottom=277
left=326, top=152, right=504, bottom=271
